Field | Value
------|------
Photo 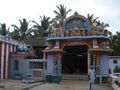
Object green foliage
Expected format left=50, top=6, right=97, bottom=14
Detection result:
left=87, top=14, right=99, bottom=25
left=11, top=18, right=33, bottom=41
left=54, top=4, right=72, bottom=26
left=87, top=13, right=110, bottom=31
left=0, top=23, right=10, bottom=36
left=114, top=66, right=120, bottom=73
left=102, top=77, right=109, bottom=83
left=95, top=76, right=108, bottom=84
left=110, top=32, right=120, bottom=56
left=95, top=21, right=109, bottom=29
left=40, top=15, right=50, bottom=30
left=0, top=5, right=115, bottom=42
left=32, top=15, right=51, bottom=38
left=9, top=28, right=20, bottom=40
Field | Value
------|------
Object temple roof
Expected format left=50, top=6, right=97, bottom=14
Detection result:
left=47, top=36, right=109, bottom=41
left=48, top=12, right=110, bottom=39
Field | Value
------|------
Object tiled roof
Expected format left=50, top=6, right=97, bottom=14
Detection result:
left=24, top=37, right=48, bottom=46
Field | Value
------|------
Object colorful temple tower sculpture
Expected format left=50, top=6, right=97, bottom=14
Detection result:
left=44, top=12, right=112, bottom=83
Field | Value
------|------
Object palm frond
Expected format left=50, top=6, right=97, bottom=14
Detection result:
left=11, top=24, right=19, bottom=30
left=32, top=21, right=41, bottom=27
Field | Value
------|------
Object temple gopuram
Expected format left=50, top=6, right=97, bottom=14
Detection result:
left=43, top=12, right=112, bottom=83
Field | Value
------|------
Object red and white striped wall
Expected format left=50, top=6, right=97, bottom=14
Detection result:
left=0, top=42, right=16, bottom=79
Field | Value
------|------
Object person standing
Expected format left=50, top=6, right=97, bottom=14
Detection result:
left=88, top=65, right=96, bottom=90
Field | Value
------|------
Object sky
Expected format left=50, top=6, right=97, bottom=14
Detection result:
left=0, top=0, right=120, bottom=34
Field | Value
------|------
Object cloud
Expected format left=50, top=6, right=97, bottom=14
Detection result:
left=0, top=0, right=119, bottom=34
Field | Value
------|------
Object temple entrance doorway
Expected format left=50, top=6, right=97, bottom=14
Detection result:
left=62, top=45, right=88, bottom=74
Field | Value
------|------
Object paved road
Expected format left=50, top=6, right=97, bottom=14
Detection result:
left=29, top=80, right=111, bottom=90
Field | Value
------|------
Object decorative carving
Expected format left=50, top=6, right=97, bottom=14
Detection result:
left=17, top=43, right=28, bottom=52
left=74, top=11, right=79, bottom=16
left=53, top=55, right=60, bottom=61
left=48, top=12, right=110, bottom=37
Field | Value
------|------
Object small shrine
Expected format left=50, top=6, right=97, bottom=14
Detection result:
left=10, top=44, right=47, bottom=81
left=43, top=12, right=112, bottom=83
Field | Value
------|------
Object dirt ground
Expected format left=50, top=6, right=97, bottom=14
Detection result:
left=29, top=80, right=111, bottom=90
left=0, top=79, right=42, bottom=90
left=0, top=79, right=111, bottom=90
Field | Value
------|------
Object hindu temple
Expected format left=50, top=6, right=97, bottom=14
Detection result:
left=43, top=12, right=112, bottom=83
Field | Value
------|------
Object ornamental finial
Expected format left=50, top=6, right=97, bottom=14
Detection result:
left=74, top=11, right=78, bottom=16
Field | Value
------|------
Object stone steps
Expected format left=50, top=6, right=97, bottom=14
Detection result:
left=62, top=74, right=88, bottom=81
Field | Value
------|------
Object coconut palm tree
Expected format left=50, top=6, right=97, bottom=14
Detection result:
left=54, top=4, right=72, bottom=27
left=95, top=20, right=109, bottom=29
left=51, top=18, right=59, bottom=28
left=41, top=15, right=50, bottom=30
left=87, top=14, right=110, bottom=30
left=95, top=20, right=112, bottom=36
left=0, top=23, right=10, bottom=36
left=9, top=28, right=20, bottom=40
left=32, top=15, right=51, bottom=37
left=11, top=18, right=33, bottom=41
left=87, top=14, right=111, bottom=36
left=87, top=13, right=99, bottom=29
left=87, top=14, right=99, bottom=25
left=32, top=20, right=41, bottom=38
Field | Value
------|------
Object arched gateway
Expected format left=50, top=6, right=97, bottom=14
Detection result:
left=62, top=42, right=89, bottom=74
left=43, top=12, right=112, bottom=83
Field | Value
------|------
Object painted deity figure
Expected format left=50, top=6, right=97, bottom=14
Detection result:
left=92, top=30, right=97, bottom=36
left=65, top=30, right=70, bottom=37
left=82, top=30, right=86, bottom=36
left=80, top=30, right=83, bottom=36
left=77, top=30, right=81, bottom=36
left=78, top=20, right=80, bottom=29
left=75, top=19, right=78, bottom=29
left=17, top=43, right=28, bottom=52
left=103, top=30, right=108, bottom=36
left=84, top=29, right=88, bottom=36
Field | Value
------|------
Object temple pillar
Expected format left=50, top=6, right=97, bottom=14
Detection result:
left=87, top=50, right=91, bottom=73
left=100, top=54, right=109, bottom=75
left=99, top=54, right=109, bottom=84
left=43, top=49, right=63, bottom=84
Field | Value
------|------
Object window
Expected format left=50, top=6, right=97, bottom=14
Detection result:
left=29, top=62, right=43, bottom=69
left=113, top=60, right=118, bottom=64
left=32, top=70, right=42, bottom=77
left=14, top=60, right=19, bottom=71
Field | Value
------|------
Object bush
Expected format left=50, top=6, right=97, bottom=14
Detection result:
left=102, top=77, right=108, bottom=83
left=114, top=66, right=120, bottom=73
